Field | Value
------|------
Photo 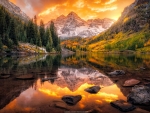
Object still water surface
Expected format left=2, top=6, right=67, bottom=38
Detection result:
left=0, top=53, right=150, bottom=113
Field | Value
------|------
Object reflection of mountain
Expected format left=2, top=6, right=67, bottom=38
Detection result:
left=55, top=67, right=114, bottom=92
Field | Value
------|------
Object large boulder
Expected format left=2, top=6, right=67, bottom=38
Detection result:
left=123, top=79, right=140, bottom=87
left=127, top=85, right=150, bottom=105
left=110, top=100, right=136, bottom=112
left=84, top=86, right=100, bottom=94
left=62, top=95, right=82, bottom=106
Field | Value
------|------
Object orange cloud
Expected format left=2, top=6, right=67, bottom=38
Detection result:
left=9, top=0, right=135, bottom=24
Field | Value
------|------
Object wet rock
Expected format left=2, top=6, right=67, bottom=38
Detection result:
left=41, top=77, right=59, bottom=82
left=145, top=83, right=150, bottom=88
left=127, top=85, right=150, bottom=105
left=0, top=74, right=11, bottom=79
left=123, top=79, right=140, bottom=87
left=110, top=100, right=136, bottom=112
left=62, top=95, right=82, bottom=106
left=143, top=77, right=150, bottom=82
left=15, top=74, right=34, bottom=80
left=140, top=67, right=146, bottom=70
left=87, top=107, right=102, bottom=113
left=108, top=70, right=125, bottom=76
left=84, top=86, right=100, bottom=94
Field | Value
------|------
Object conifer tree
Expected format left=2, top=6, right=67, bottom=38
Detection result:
left=39, top=20, right=46, bottom=46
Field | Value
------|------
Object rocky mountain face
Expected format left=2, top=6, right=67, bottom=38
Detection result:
left=56, top=67, right=113, bottom=92
left=111, top=0, right=150, bottom=33
left=45, top=12, right=114, bottom=39
left=0, top=0, right=29, bottom=21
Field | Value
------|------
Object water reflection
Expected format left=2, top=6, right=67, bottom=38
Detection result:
left=0, top=53, right=150, bottom=113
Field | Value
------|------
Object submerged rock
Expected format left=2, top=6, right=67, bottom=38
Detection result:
left=110, top=100, right=136, bottom=112
left=108, top=70, right=125, bottom=76
left=84, top=86, right=100, bottom=94
left=123, top=79, right=140, bottom=87
left=54, top=101, right=68, bottom=110
left=15, top=74, right=34, bottom=80
left=87, top=107, right=102, bottom=113
left=127, top=85, right=150, bottom=105
left=62, top=95, right=82, bottom=106
left=41, top=77, right=59, bottom=82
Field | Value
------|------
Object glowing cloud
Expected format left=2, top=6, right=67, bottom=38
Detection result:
left=9, top=0, right=135, bottom=23
left=105, top=0, right=117, bottom=5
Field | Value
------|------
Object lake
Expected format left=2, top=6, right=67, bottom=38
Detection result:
left=0, top=53, right=150, bottom=113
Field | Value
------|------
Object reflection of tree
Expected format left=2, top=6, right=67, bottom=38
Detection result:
left=0, top=54, right=62, bottom=110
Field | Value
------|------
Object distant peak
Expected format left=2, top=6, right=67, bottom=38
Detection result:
left=59, top=15, right=65, bottom=18
left=57, top=15, right=66, bottom=19
left=67, top=11, right=78, bottom=17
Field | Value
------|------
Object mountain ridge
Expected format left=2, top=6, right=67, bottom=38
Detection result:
left=46, top=12, right=115, bottom=39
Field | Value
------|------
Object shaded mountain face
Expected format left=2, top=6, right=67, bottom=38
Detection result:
left=45, top=12, right=115, bottom=39
left=0, top=0, right=29, bottom=21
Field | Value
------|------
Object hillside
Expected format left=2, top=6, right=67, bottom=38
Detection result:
left=61, top=0, right=150, bottom=53
left=0, top=0, right=29, bottom=21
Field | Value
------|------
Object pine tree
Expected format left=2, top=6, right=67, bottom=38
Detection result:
left=27, top=20, right=36, bottom=44
left=37, top=31, right=42, bottom=47
left=9, top=19, right=18, bottom=45
left=0, top=36, right=3, bottom=51
left=50, top=21, right=59, bottom=50
left=5, top=35, right=13, bottom=49
left=34, top=15, right=39, bottom=45
left=40, top=20, right=46, bottom=46
left=0, top=6, right=6, bottom=41
left=45, top=28, right=53, bottom=52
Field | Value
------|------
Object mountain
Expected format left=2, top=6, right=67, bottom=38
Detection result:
left=0, top=0, right=29, bottom=21
left=45, top=12, right=115, bottom=39
left=75, top=0, right=150, bottom=52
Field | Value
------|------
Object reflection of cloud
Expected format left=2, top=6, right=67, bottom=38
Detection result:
left=38, top=88, right=58, bottom=97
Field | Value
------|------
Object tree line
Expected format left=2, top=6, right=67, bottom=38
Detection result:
left=0, top=5, right=60, bottom=52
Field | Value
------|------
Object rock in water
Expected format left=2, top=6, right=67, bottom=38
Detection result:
left=62, top=95, right=82, bottom=105
left=108, top=70, right=125, bottom=75
left=123, top=79, right=140, bottom=87
left=110, top=100, right=136, bottom=112
left=54, top=101, right=68, bottom=110
left=127, top=85, right=150, bottom=105
left=84, top=86, right=100, bottom=94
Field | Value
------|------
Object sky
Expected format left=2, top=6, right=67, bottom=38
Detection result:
left=10, top=0, right=135, bottom=24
